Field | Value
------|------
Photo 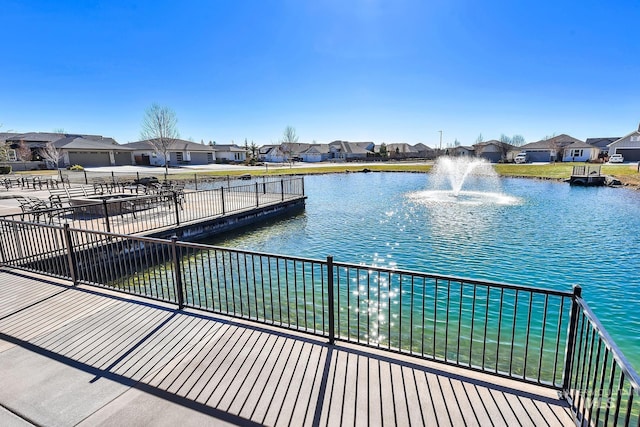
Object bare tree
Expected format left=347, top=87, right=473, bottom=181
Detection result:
left=475, top=133, right=484, bottom=144
left=38, top=142, right=63, bottom=169
left=0, top=123, right=8, bottom=162
left=280, top=126, right=299, bottom=163
left=15, top=141, right=32, bottom=171
left=140, top=103, right=180, bottom=175
left=511, top=134, right=526, bottom=146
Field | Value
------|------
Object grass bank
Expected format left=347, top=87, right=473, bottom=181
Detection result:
left=186, top=162, right=640, bottom=186
left=12, top=161, right=640, bottom=186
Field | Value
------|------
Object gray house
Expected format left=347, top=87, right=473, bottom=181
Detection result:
left=124, top=139, right=216, bottom=166
left=585, top=137, right=620, bottom=156
left=473, top=140, right=515, bottom=163
left=2, top=132, right=129, bottom=169
left=53, top=136, right=133, bottom=167
left=329, top=141, right=374, bottom=160
left=518, top=134, right=583, bottom=162
left=607, top=124, right=640, bottom=161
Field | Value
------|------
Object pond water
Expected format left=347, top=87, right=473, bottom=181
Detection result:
left=206, top=172, right=640, bottom=370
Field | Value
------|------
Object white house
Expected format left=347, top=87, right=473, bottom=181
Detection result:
left=299, top=144, right=330, bottom=162
left=562, top=141, right=600, bottom=162
left=213, top=144, right=247, bottom=163
left=258, top=145, right=285, bottom=163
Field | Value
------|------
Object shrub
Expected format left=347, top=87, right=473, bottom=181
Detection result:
left=69, top=164, right=84, bottom=171
left=0, top=166, right=11, bottom=174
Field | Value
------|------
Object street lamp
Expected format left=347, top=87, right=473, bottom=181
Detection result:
left=438, top=130, right=443, bottom=154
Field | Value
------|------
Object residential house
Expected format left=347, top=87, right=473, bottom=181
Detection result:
left=585, top=137, right=619, bottom=157
left=124, top=139, right=216, bottom=167
left=607, top=124, right=640, bottom=161
left=258, top=145, right=286, bottom=162
left=449, top=146, right=475, bottom=157
left=473, top=140, right=515, bottom=163
left=2, top=132, right=130, bottom=169
left=562, top=141, right=600, bottom=162
left=213, top=144, right=247, bottom=163
left=0, top=132, right=20, bottom=161
left=413, top=143, right=436, bottom=159
left=329, top=141, right=375, bottom=160
left=517, top=134, right=583, bottom=162
left=299, top=144, right=331, bottom=162
left=53, top=135, right=133, bottom=167
left=4, top=132, right=66, bottom=168
left=385, top=143, right=420, bottom=159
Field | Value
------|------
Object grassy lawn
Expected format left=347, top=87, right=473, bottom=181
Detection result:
left=494, top=163, right=576, bottom=179
left=10, top=161, right=640, bottom=186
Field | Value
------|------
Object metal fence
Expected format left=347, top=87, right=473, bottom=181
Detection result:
left=59, top=169, right=281, bottom=191
left=0, top=219, right=638, bottom=425
left=1, top=176, right=305, bottom=235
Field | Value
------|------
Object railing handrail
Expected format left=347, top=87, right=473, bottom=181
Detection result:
left=0, top=175, right=305, bottom=220
left=0, top=216, right=570, bottom=297
left=1, top=215, right=639, bottom=424
left=576, top=296, right=640, bottom=391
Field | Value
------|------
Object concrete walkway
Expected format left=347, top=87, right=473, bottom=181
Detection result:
left=0, top=269, right=574, bottom=426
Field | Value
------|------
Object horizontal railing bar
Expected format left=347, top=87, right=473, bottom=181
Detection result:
left=332, top=260, right=574, bottom=297
left=0, top=216, right=574, bottom=298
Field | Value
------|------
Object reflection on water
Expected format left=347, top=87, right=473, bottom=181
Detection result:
left=206, top=173, right=640, bottom=370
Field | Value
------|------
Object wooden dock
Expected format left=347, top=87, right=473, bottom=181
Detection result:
left=0, top=269, right=574, bottom=426
left=569, top=165, right=606, bottom=186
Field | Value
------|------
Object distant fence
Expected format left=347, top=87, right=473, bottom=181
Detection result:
left=59, top=169, right=278, bottom=191
left=1, top=176, right=305, bottom=235
left=0, top=220, right=638, bottom=426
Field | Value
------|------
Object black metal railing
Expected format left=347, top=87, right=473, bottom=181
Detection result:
left=563, top=287, right=640, bottom=426
left=0, top=219, right=637, bottom=425
left=1, top=176, right=305, bottom=235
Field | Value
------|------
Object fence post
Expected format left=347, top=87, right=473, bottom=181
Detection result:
left=111, top=171, right=115, bottom=185
left=301, top=177, right=305, bottom=196
left=255, top=182, right=259, bottom=207
left=194, top=173, right=198, bottom=191
left=220, top=187, right=226, bottom=215
left=327, top=255, right=335, bottom=345
left=0, top=224, right=6, bottom=266
left=136, top=172, right=140, bottom=182
left=281, top=179, right=285, bottom=201
left=83, top=170, right=88, bottom=185
left=171, top=236, right=184, bottom=309
left=562, top=285, right=582, bottom=394
left=173, top=192, right=180, bottom=226
left=62, top=223, right=78, bottom=285
left=102, top=199, right=111, bottom=233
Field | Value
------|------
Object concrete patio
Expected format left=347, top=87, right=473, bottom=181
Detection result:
left=0, top=268, right=575, bottom=426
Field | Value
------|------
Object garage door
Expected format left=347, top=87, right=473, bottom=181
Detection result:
left=68, top=152, right=111, bottom=167
left=114, top=152, right=132, bottom=165
left=615, top=149, right=640, bottom=162
left=527, top=151, right=551, bottom=162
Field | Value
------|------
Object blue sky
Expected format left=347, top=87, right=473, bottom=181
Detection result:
left=2, top=0, right=639, bottom=147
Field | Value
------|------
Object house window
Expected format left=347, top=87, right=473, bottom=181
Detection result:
left=207, top=153, right=213, bottom=163
left=572, top=149, right=583, bottom=157
left=176, top=152, right=184, bottom=163
left=7, top=149, right=16, bottom=161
